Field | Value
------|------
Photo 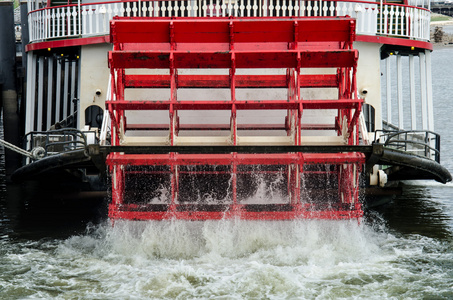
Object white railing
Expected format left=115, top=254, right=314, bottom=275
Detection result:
left=28, top=0, right=431, bottom=43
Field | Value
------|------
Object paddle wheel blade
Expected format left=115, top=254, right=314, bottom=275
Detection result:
left=107, top=152, right=365, bottom=220
left=106, top=17, right=365, bottom=221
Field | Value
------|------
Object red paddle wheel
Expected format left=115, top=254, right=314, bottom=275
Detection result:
left=106, top=16, right=365, bottom=221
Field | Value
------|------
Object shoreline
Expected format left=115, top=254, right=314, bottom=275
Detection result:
left=431, top=20, right=453, bottom=26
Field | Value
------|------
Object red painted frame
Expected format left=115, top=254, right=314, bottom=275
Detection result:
left=107, top=17, right=365, bottom=221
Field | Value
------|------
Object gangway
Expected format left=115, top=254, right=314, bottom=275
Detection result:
left=106, top=16, right=365, bottom=220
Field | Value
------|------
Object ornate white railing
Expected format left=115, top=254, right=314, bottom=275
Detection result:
left=28, top=0, right=431, bottom=43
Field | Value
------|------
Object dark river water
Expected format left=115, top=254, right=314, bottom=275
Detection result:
left=1, top=48, right=453, bottom=299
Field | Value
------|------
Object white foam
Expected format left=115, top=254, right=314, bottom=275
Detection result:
left=3, top=219, right=450, bottom=299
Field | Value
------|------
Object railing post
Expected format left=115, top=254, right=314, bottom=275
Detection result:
left=379, top=0, right=383, bottom=34
left=78, top=0, right=81, bottom=36
left=436, top=136, right=440, bottom=163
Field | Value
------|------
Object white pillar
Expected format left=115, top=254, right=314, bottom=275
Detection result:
left=419, top=52, right=428, bottom=129
left=409, top=54, right=416, bottom=130
left=386, top=56, right=392, bottom=126
left=70, top=60, right=77, bottom=116
left=26, top=52, right=36, bottom=134
left=55, top=59, right=62, bottom=123
left=63, top=60, right=70, bottom=119
left=425, top=49, right=434, bottom=131
left=47, top=56, right=54, bottom=130
left=37, top=56, right=44, bottom=131
left=397, top=55, right=403, bottom=129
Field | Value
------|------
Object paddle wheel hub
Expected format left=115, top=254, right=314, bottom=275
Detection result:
left=106, top=16, right=365, bottom=221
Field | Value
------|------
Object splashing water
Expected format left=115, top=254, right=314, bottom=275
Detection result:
left=2, top=218, right=452, bottom=299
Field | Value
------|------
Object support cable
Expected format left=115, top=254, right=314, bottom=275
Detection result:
left=0, top=138, right=36, bottom=159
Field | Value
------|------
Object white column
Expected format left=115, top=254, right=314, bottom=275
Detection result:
left=386, top=56, right=392, bottom=126
left=63, top=60, right=70, bottom=119
left=397, top=55, right=403, bottom=129
left=55, top=59, right=62, bottom=123
left=47, top=56, right=54, bottom=130
left=25, top=52, right=36, bottom=134
left=425, top=49, right=434, bottom=131
left=70, top=60, right=77, bottom=116
left=77, top=56, right=82, bottom=129
left=37, top=56, right=44, bottom=131
left=409, top=54, right=416, bottom=130
left=419, top=52, right=428, bottom=129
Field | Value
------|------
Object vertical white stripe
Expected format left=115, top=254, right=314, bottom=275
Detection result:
left=397, top=55, right=403, bottom=129
left=47, top=57, right=54, bottom=130
left=26, top=53, right=36, bottom=134
left=409, top=54, right=416, bottom=130
left=70, top=61, right=77, bottom=116
left=55, top=60, right=62, bottom=123
left=37, top=57, right=44, bottom=131
left=63, top=61, right=70, bottom=120
left=419, top=52, right=428, bottom=129
left=386, top=57, right=392, bottom=125
left=425, top=50, right=434, bottom=131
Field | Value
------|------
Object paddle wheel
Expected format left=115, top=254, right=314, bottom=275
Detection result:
left=106, top=16, right=365, bottom=221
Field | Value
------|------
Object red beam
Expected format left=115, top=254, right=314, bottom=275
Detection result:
left=106, top=153, right=365, bottom=167
left=106, top=153, right=303, bottom=166
left=303, top=152, right=366, bottom=164
left=125, top=74, right=338, bottom=89
left=106, top=99, right=362, bottom=111
left=109, top=204, right=363, bottom=221
left=299, top=99, right=362, bottom=110
left=125, top=74, right=289, bottom=89
left=26, top=35, right=109, bottom=52
left=126, top=123, right=335, bottom=131
left=110, top=17, right=356, bottom=45
left=299, top=74, right=338, bottom=88
left=109, top=50, right=357, bottom=69
left=126, top=123, right=288, bottom=131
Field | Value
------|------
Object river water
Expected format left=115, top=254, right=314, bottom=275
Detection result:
left=1, top=48, right=453, bottom=299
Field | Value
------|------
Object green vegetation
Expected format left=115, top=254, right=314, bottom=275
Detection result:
left=431, top=14, right=453, bottom=22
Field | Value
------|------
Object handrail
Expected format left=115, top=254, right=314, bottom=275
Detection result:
left=27, top=0, right=431, bottom=43
left=374, top=129, right=441, bottom=163
left=23, top=128, right=95, bottom=161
